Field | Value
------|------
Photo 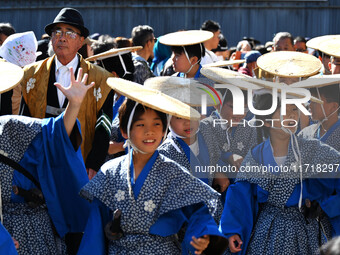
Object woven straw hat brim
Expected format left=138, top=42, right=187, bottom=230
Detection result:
left=0, top=60, right=24, bottom=94
left=200, top=67, right=261, bottom=90
left=107, top=77, right=201, bottom=120
left=256, top=51, right=322, bottom=78
left=202, top=66, right=322, bottom=103
left=306, top=35, right=340, bottom=51
left=317, top=38, right=340, bottom=58
left=159, top=30, right=213, bottom=46
left=203, top=59, right=245, bottom=68
left=144, top=76, right=220, bottom=107
left=85, top=46, right=142, bottom=61
left=245, top=77, right=323, bottom=104
left=290, top=74, right=340, bottom=88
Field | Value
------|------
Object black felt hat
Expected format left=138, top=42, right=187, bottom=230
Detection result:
left=45, top=8, right=89, bottom=37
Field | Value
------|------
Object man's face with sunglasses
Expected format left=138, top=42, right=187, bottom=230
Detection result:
left=51, top=23, right=84, bottom=65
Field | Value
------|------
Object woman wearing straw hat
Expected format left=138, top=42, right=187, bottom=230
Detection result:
left=0, top=62, right=93, bottom=254
left=77, top=78, right=228, bottom=255
left=219, top=78, right=340, bottom=255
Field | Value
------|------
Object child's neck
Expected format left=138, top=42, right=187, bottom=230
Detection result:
left=183, top=134, right=197, bottom=146
left=132, top=151, right=154, bottom=180
left=185, top=64, right=199, bottom=78
left=319, top=115, right=339, bottom=137
left=270, top=135, right=290, bottom=157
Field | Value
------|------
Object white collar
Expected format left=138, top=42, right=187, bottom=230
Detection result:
left=55, top=54, right=79, bottom=72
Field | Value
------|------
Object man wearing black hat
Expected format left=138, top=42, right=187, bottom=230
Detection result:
left=19, top=8, right=113, bottom=253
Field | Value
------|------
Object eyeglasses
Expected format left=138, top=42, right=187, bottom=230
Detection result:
left=52, top=30, right=81, bottom=39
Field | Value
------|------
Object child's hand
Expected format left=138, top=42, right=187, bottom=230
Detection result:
left=108, top=141, right=125, bottom=155
left=228, top=234, right=243, bottom=253
left=190, top=235, right=210, bottom=255
left=213, top=173, right=230, bottom=193
left=87, top=168, right=97, bottom=180
left=228, top=154, right=243, bottom=170
left=12, top=237, right=19, bottom=250
left=54, top=67, right=95, bottom=107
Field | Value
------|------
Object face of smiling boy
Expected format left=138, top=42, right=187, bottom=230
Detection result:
left=122, top=109, right=165, bottom=154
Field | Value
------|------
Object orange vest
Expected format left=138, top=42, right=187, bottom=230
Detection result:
left=21, top=54, right=114, bottom=161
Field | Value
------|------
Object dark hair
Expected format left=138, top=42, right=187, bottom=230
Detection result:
left=294, top=36, right=307, bottom=44
left=310, top=85, right=340, bottom=105
left=0, top=23, right=15, bottom=36
left=212, top=34, right=228, bottom=53
left=220, top=88, right=247, bottom=106
left=92, top=41, right=135, bottom=81
left=201, top=20, right=221, bottom=33
left=119, top=99, right=167, bottom=134
left=171, top=43, right=205, bottom=62
left=78, top=43, right=89, bottom=59
left=115, top=37, right=132, bottom=48
left=131, top=25, right=154, bottom=47
left=254, top=93, right=281, bottom=142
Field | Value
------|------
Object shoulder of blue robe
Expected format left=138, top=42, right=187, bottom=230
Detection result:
left=0, top=115, right=41, bottom=162
left=21, top=113, right=91, bottom=237
left=153, top=154, right=221, bottom=217
left=231, top=118, right=258, bottom=158
left=158, top=139, right=191, bottom=171
left=195, top=74, right=215, bottom=87
left=80, top=155, right=126, bottom=203
left=0, top=222, right=18, bottom=255
left=199, top=118, right=229, bottom=165
left=0, top=115, right=42, bottom=201
left=297, top=136, right=340, bottom=178
left=298, top=123, right=318, bottom=139
left=81, top=153, right=220, bottom=217
left=219, top=181, right=260, bottom=255
left=321, top=121, right=340, bottom=151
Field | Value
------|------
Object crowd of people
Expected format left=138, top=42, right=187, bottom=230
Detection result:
left=0, top=6, right=340, bottom=255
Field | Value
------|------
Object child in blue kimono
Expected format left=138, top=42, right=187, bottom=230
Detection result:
left=299, top=83, right=340, bottom=239
left=159, top=115, right=230, bottom=193
left=209, top=88, right=257, bottom=170
left=1, top=67, right=93, bottom=254
left=220, top=92, right=340, bottom=255
left=159, top=30, right=215, bottom=87
left=77, top=79, right=228, bottom=255
left=300, top=84, right=340, bottom=150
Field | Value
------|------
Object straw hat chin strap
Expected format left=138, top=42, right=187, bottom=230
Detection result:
left=123, top=102, right=172, bottom=160
left=315, top=87, right=340, bottom=132
left=270, top=113, right=303, bottom=211
left=182, top=45, right=202, bottom=76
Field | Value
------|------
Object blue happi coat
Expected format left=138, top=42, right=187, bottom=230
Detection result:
left=78, top=150, right=225, bottom=255
left=220, top=136, right=340, bottom=255
left=0, top=114, right=90, bottom=254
